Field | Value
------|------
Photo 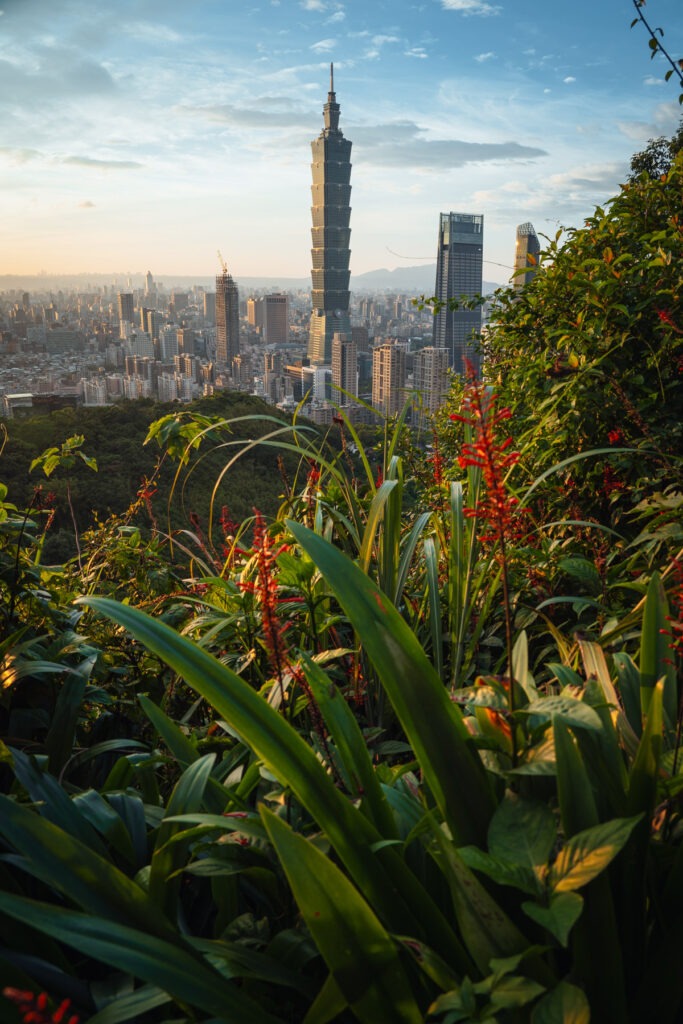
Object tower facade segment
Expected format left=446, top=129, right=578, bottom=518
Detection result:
left=215, top=268, right=240, bottom=367
left=433, top=212, right=484, bottom=375
left=308, top=65, right=352, bottom=365
left=514, top=222, right=541, bottom=289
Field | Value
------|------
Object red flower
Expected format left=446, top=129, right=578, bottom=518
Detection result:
left=452, top=366, right=524, bottom=548
left=608, top=428, right=624, bottom=445
left=2, top=989, right=79, bottom=1024
left=655, top=309, right=683, bottom=333
left=602, top=464, right=625, bottom=496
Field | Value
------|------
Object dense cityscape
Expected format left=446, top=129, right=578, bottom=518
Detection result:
left=0, top=69, right=536, bottom=429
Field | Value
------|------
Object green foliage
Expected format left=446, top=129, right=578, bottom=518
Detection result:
left=0, top=147, right=682, bottom=1024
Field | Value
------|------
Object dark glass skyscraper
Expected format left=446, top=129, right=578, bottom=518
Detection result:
left=308, top=65, right=352, bottom=365
left=215, top=267, right=240, bottom=367
left=433, top=211, right=484, bottom=375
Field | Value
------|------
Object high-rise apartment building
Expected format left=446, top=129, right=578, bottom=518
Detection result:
left=331, top=333, right=357, bottom=405
left=203, top=292, right=216, bottom=325
left=215, top=267, right=240, bottom=367
left=413, top=346, right=450, bottom=423
left=264, top=294, right=289, bottom=345
left=247, top=297, right=264, bottom=330
left=372, top=342, right=406, bottom=417
left=308, top=65, right=352, bottom=365
left=117, top=292, right=134, bottom=324
left=514, top=222, right=541, bottom=289
left=433, top=212, right=484, bottom=375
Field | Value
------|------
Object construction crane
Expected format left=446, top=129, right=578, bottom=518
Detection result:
left=217, top=250, right=228, bottom=275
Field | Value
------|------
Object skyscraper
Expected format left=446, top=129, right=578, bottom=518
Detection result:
left=514, top=222, right=541, bottom=289
left=117, top=292, right=134, bottom=325
left=263, top=294, right=289, bottom=345
left=308, top=65, right=352, bottom=365
left=216, top=267, right=240, bottom=367
left=433, top=212, right=484, bottom=375
left=331, top=333, right=357, bottom=405
left=372, top=342, right=406, bottom=417
left=413, top=346, right=450, bottom=423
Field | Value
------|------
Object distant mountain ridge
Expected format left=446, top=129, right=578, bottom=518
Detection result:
left=0, top=266, right=506, bottom=295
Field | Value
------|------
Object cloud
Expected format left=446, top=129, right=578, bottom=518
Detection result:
left=311, top=38, right=335, bottom=52
left=327, top=10, right=345, bottom=22
left=301, top=0, right=325, bottom=9
left=563, top=76, right=576, bottom=84
left=474, top=51, right=495, bottom=62
left=121, top=21, right=183, bottom=44
left=643, top=76, right=664, bottom=87
left=372, top=35, right=399, bottom=46
left=405, top=47, right=428, bottom=59
left=78, top=200, right=95, bottom=208
left=0, top=55, right=116, bottom=105
left=183, top=101, right=308, bottom=129
left=351, top=121, right=546, bottom=170
left=441, top=0, right=502, bottom=15
left=0, top=146, right=41, bottom=164
left=63, top=156, right=143, bottom=169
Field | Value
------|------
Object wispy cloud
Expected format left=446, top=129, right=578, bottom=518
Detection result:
left=121, top=22, right=183, bottom=44
left=63, top=156, right=143, bottom=170
left=78, top=200, right=95, bottom=208
left=301, top=0, right=325, bottom=9
left=351, top=121, right=546, bottom=170
left=441, top=0, right=502, bottom=16
left=310, top=38, right=335, bottom=52
left=474, top=51, right=495, bottom=62
left=643, top=75, right=664, bottom=87
left=563, top=76, right=576, bottom=84
left=327, top=10, right=345, bottom=23
left=405, top=47, right=428, bottom=59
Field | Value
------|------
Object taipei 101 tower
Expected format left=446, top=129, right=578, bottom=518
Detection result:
left=308, top=65, right=352, bottom=365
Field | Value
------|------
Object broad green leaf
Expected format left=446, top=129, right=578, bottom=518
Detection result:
left=489, top=975, right=545, bottom=1010
left=9, top=748, right=110, bottom=858
left=531, top=981, right=590, bottom=1024
left=488, top=795, right=556, bottom=871
left=640, top=572, right=676, bottom=726
left=525, top=696, right=602, bottom=732
left=87, top=986, right=171, bottom=1024
left=148, top=754, right=217, bottom=916
left=549, top=815, right=642, bottom=893
left=139, top=693, right=198, bottom=763
left=286, top=521, right=496, bottom=847
left=0, top=795, right=179, bottom=943
left=80, top=596, right=464, bottom=966
left=0, top=892, right=281, bottom=1023
left=261, top=805, right=423, bottom=1023
left=300, top=653, right=397, bottom=838
left=457, top=846, right=539, bottom=896
left=429, top=819, right=529, bottom=975
left=521, top=892, right=583, bottom=947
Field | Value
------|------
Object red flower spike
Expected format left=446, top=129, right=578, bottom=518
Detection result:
left=2, top=989, right=79, bottom=1024
left=452, top=364, right=525, bottom=549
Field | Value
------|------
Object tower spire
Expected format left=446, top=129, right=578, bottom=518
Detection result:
left=322, top=63, right=340, bottom=134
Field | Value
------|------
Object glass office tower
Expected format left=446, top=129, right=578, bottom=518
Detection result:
left=432, top=212, right=484, bottom=375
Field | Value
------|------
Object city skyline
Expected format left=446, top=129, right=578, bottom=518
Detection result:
left=0, top=0, right=681, bottom=284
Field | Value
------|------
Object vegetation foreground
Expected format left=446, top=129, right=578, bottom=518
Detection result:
left=0, top=157, right=681, bottom=1024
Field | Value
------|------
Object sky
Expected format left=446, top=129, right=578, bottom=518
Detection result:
left=0, top=0, right=681, bottom=286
